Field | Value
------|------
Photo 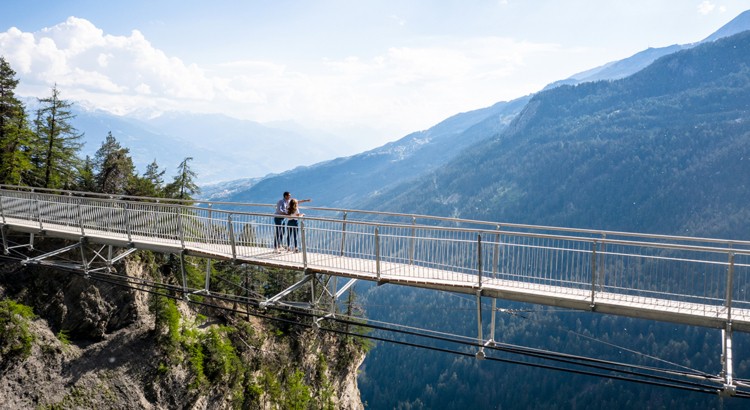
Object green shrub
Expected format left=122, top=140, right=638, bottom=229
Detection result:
left=284, top=369, right=311, bottom=410
left=55, top=329, right=71, bottom=346
left=0, top=300, right=37, bottom=359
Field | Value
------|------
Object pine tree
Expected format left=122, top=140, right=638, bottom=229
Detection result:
left=93, top=131, right=134, bottom=194
left=31, top=85, right=84, bottom=189
left=0, top=56, right=35, bottom=185
left=125, top=159, right=165, bottom=197
left=166, top=157, right=200, bottom=200
left=75, top=155, right=97, bottom=192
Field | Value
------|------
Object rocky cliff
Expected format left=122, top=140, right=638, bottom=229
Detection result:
left=0, top=235, right=366, bottom=409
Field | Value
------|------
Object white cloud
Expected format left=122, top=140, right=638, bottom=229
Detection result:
left=135, top=83, right=151, bottom=94
left=0, top=17, right=565, bottom=132
left=97, top=53, right=111, bottom=67
left=391, top=15, right=406, bottom=26
left=719, top=6, right=727, bottom=12
left=698, top=1, right=715, bottom=15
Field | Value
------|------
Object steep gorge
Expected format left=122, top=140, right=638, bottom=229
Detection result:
left=0, top=234, right=366, bottom=409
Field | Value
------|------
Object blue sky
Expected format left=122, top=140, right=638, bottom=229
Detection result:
left=0, top=1, right=747, bottom=140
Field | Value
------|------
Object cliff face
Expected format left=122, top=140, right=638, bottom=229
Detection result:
left=0, top=236, right=365, bottom=409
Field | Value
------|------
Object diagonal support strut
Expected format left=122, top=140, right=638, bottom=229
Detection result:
left=260, top=274, right=313, bottom=308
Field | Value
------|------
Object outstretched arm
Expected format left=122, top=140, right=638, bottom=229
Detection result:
left=299, top=199, right=312, bottom=203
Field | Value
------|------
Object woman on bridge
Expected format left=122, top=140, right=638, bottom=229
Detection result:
left=286, top=199, right=305, bottom=252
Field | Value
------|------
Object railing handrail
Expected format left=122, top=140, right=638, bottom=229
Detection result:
left=4, top=185, right=750, bottom=323
left=2, top=184, right=749, bottom=250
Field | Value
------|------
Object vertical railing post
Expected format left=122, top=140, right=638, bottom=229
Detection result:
left=726, top=252, right=735, bottom=324
left=153, top=200, right=160, bottom=237
left=228, top=214, right=237, bottom=262
left=205, top=203, right=213, bottom=291
left=599, top=234, right=606, bottom=293
left=77, top=198, right=85, bottom=236
left=67, top=192, right=73, bottom=228
left=30, top=189, right=37, bottom=248
left=177, top=206, right=185, bottom=249
left=477, top=234, right=482, bottom=288
left=206, top=204, right=213, bottom=245
left=409, top=217, right=416, bottom=265
left=491, top=227, right=499, bottom=344
left=33, top=190, right=43, bottom=230
left=124, top=203, right=132, bottom=242
left=375, top=226, right=381, bottom=281
left=339, top=212, right=347, bottom=256
left=107, top=197, right=114, bottom=233
left=301, top=219, right=308, bottom=268
left=0, top=191, right=6, bottom=225
left=590, top=241, right=597, bottom=309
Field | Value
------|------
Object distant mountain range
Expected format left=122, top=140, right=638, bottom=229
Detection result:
left=205, top=96, right=531, bottom=208
left=206, top=10, right=750, bottom=208
left=543, top=9, right=750, bottom=90
left=19, top=99, right=381, bottom=184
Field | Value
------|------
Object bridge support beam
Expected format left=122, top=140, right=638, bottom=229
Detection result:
left=1, top=225, right=7, bottom=255
left=720, top=324, right=737, bottom=397
left=80, top=239, right=89, bottom=277
left=260, top=274, right=313, bottom=309
left=180, top=250, right=189, bottom=300
left=330, top=276, right=337, bottom=315
left=476, top=289, right=485, bottom=360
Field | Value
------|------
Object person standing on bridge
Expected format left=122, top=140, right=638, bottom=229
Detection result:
left=286, top=199, right=305, bottom=252
left=274, top=192, right=311, bottom=252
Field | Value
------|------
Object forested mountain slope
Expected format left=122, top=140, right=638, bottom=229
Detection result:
left=356, top=30, right=750, bottom=410
left=363, top=30, right=750, bottom=239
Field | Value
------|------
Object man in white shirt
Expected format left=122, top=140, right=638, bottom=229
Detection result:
left=274, top=191, right=291, bottom=251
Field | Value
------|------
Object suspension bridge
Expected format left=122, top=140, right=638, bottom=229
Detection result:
left=0, top=184, right=748, bottom=396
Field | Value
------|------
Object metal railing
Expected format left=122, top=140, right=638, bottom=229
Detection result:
left=1, top=185, right=749, bottom=317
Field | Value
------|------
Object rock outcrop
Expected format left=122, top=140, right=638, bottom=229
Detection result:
left=0, top=236, right=365, bottom=409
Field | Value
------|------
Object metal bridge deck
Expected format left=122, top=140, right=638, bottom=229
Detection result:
left=5, top=214, right=750, bottom=332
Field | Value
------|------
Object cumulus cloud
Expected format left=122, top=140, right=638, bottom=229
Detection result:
left=720, top=6, right=727, bottom=12
left=0, top=16, right=564, bottom=131
left=698, top=1, right=715, bottom=14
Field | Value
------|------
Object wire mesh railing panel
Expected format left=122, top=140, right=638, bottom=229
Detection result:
left=232, top=213, right=281, bottom=258
left=1, top=192, right=37, bottom=223
left=2, top=187, right=749, bottom=322
left=482, top=235, right=595, bottom=295
left=597, top=244, right=730, bottom=308
left=731, top=253, right=750, bottom=311
left=37, top=195, right=79, bottom=233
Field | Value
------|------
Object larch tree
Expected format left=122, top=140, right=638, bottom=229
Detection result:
left=166, top=157, right=200, bottom=200
left=32, top=85, right=83, bottom=189
left=0, top=56, right=35, bottom=185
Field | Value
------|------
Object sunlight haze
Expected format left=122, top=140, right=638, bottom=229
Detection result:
left=0, top=0, right=746, bottom=143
